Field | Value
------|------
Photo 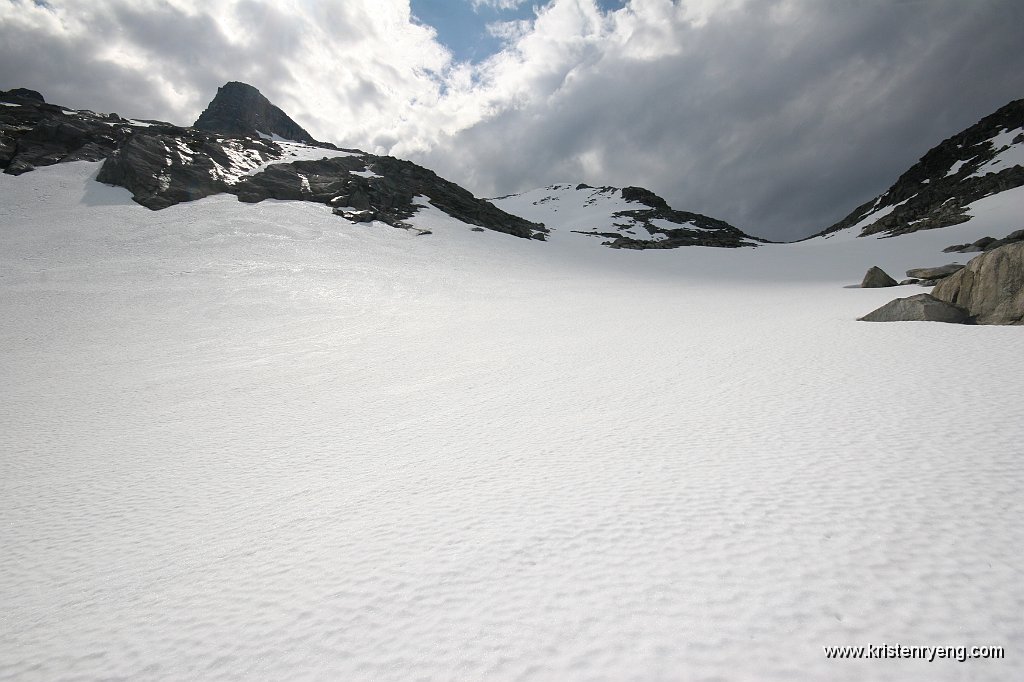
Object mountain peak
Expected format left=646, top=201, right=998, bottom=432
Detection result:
left=193, top=81, right=318, bottom=144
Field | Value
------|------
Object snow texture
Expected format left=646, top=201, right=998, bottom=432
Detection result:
left=1, top=163, right=1023, bottom=681
left=837, top=196, right=912, bottom=236
left=969, top=126, right=1024, bottom=178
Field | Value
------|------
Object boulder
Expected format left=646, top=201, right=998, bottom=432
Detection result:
left=899, top=278, right=921, bottom=285
left=983, top=237, right=1012, bottom=251
left=861, top=265, right=897, bottom=288
left=858, top=294, right=969, bottom=323
left=932, top=242, right=1024, bottom=325
left=905, top=263, right=964, bottom=280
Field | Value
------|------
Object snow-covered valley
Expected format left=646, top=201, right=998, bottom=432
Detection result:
left=2, top=162, right=1023, bottom=681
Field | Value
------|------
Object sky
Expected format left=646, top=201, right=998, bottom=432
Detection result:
left=1, top=0, right=1022, bottom=241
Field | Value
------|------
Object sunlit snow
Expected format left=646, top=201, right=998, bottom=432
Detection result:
left=1, top=163, right=1022, bottom=681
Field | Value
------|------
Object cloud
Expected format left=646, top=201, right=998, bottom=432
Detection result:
left=471, top=0, right=532, bottom=11
left=0, top=0, right=451, bottom=149
left=1, top=0, right=1022, bottom=240
left=412, top=0, right=1024, bottom=240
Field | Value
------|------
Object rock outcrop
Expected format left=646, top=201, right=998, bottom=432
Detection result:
left=905, top=263, right=964, bottom=280
left=96, top=129, right=282, bottom=209
left=858, top=294, right=969, bottom=323
left=861, top=266, right=897, bottom=288
left=1, top=90, right=137, bottom=175
left=813, top=98, right=1024, bottom=239
left=232, top=154, right=546, bottom=239
left=932, top=242, right=1024, bottom=324
left=944, top=229, right=1024, bottom=253
left=194, top=81, right=318, bottom=144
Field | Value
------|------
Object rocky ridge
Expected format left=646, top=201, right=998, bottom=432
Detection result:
left=2, top=84, right=545, bottom=239
left=815, top=98, right=1024, bottom=239
left=491, top=183, right=760, bottom=249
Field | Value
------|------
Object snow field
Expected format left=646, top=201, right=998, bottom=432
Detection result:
left=1, top=163, right=1023, bottom=681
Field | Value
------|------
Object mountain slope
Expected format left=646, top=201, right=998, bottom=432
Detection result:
left=492, top=183, right=761, bottom=249
left=1, top=84, right=545, bottom=240
left=814, top=98, right=1024, bottom=239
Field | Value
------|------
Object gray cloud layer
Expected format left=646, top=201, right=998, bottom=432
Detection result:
left=2, top=0, right=1022, bottom=240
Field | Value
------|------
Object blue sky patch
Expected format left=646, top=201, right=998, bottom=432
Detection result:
left=410, top=0, right=627, bottom=63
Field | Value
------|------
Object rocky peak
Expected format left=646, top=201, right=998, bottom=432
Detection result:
left=193, top=81, right=318, bottom=144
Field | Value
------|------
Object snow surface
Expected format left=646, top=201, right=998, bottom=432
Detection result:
left=836, top=196, right=912, bottom=236
left=2, top=163, right=1023, bottom=681
left=492, top=184, right=641, bottom=245
left=256, top=130, right=297, bottom=143
left=244, top=140, right=359, bottom=178
left=969, top=126, right=1024, bottom=178
left=945, top=158, right=971, bottom=177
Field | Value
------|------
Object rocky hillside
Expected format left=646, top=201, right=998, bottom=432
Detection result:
left=491, top=183, right=761, bottom=249
left=1, top=84, right=545, bottom=240
left=815, top=98, right=1024, bottom=239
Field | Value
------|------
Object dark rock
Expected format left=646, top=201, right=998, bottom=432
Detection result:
left=905, top=263, right=965, bottom=279
left=621, top=186, right=670, bottom=211
left=917, top=279, right=940, bottom=287
left=194, top=81, right=318, bottom=144
left=932, top=242, right=1024, bottom=325
left=983, top=238, right=1011, bottom=251
left=858, top=294, right=970, bottom=323
left=98, top=131, right=281, bottom=209
left=900, top=278, right=921, bottom=285
left=2, top=95, right=130, bottom=173
left=5, top=159, right=35, bottom=175
left=1, top=88, right=45, bottom=103
left=470, top=227, right=485, bottom=232
left=861, top=266, right=897, bottom=288
left=947, top=230, right=1024, bottom=254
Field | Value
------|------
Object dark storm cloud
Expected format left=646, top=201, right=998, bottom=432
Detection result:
left=413, top=0, right=1024, bottom=240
